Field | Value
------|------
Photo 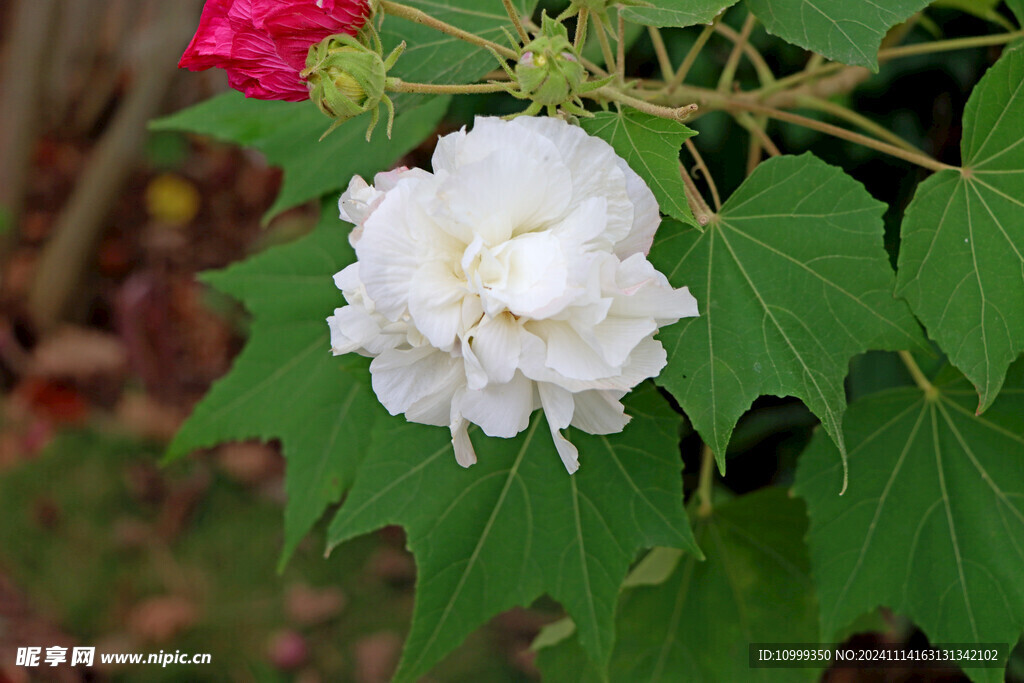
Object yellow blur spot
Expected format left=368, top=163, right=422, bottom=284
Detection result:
left=145, top=173, right=201, bottom=225
left=536, top=54, right=548, bottom=66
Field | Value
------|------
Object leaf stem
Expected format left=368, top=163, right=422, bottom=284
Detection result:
left=714, top=20, right=775, bottom=86
left=379, top=0, right=517, bottom=60
left=574, top=8, right=589, bottom=49
left=617, top=13, right=626, bottom=83
left=794, top=95, right=924, bottom=154
left=697, top=444, right=715, bottom=517
left=590, top=86, right=698, bottom=122
left=899, top=351, right=939, bottom=399
left=667, top=20, right=716, bottom=94
left=726, top=100, right=958, bottom=173
left=878, top=29, right=1024, bottom=59
left=501, top=0, right=530, bottom=43
left=717, top=12, right=757, bottom=92
left=684, top=139, right=722, bottom=211
left=386, top=79, right=510, bottom=94
left=648, top=26, right=674, bottom=82
left=594, top=13, right=618, bottom=74
left=679, top=162, right=713, bottom=226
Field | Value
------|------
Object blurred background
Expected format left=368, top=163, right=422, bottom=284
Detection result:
left=0, top=0, right=1020, bottom=680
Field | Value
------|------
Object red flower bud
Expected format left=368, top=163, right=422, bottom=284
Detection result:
left=179, top=0, right=370, bottom=102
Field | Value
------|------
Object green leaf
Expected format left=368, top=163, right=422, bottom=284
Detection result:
left=327, top=385, right=699, bottom=681
left=651, top=153, right=925, bottom=472
left=620, top=0, right=741, bottom=28
left=896, top=48, right=1024, bottom=413
left=1008, top=0, right=1024, bottom=24
left=536, top=488, right=821, bottom=682
left=794, top=363, right=1024, bottom=682
left=384, top=0, right=536, bottom=85
left=151, top=92, right=449, bottom=221
left=168, top=208, right=387, bottom=567
left=743, top=0, right=930, bottom=69
left=582, top=109, right=699, bottom=228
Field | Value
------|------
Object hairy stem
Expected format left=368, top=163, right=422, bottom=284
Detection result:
left=594, top=14, right=618, bottom=74
left=617, top=13, right=626, bottom=83
left=714, top=21, right=775, bottom=86
left=685, top=139, right=722, bottom=211
left=727, top=100, right=957, bottom=173
left=501, top=0, right=529, bottom=43
left=591, top=86, right=699, bottom=121
left=387, top=79, right=510, bottom=94
left=717, top=12, right=757, bottom=92
left=648, top=26, right=674, bottom=82
left=795, top=95, right=924, bottom=154
left=574, top=8, right=589, bottom=49
left=667, top=20, right=716, bottom=94
left=679, top=162, right=714, bottom=225
left=380, top=0, right=517, bottom=59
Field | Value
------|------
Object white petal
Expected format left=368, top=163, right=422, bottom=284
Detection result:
left=459, top=371, right=534, bottom=438
left=608, top=253, right=699, bottom=322
left=408, top=261, right=465, bottom=351
left=370, top=347, right=461, bottom=416
left=528, top=320, right=618, bottom=381
left=437, top=148, right=572, bottom=246
left=570, top=390, right=630, bottom=434
left=467, top=312, right=521, bottom=385
left=451, top=417, right=477, bottom=467
left=328, top=306, right=380, bottom=355
left=586, top=316, right=658, bottom=367
left=612, top=157, right=661, bottom=259
left=538, top=382, right=579, bottom=473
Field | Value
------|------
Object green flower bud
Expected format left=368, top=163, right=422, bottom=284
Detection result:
left=303, top=34, right=386, bottom=121
left=515, top=16, right=587, bottom=107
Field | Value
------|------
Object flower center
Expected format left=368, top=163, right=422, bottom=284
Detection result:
left=459, top=231, right=568, bottom=318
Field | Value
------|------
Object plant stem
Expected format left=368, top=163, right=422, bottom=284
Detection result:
left=727, top=100, right=958, bottom=173
left=648, top=26, right=674, bottom=82
left=617, top=13, right=626, bottom=83
left=386, top=79, right=510, bottom=94
left=380, top=0, right=517, bottom=59
left=795, top=95, right=924, bottom=154
left=878, top=29, right=1024, bottom=59
left=717, top=12, right=757, bottom=92
left=899, top=351, right=938, bottom=398
left=591, top=86, right=699, bottom=121
left=697, top=444, right=715, bottom=517
left=667, top=21, right=716, bottom=94
left=685, top=139, right=722, bottom=211
left=574, top=7, right=589, bottom=49
left=594, top=13, right=618, bottom=74
left=714, top=21, right=775, bottom=86
left=501, top=0, right=529, bottom=43
left=737, top=112, right=780, bottom=161
left=679, top=162, right=714, bottom=225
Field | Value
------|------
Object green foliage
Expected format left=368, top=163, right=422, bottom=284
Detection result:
left=896, top=47, right=1024, bottom=414
left=795, top=361, right=1024, bottom=682
left=620, top=0, right=741, bottom=27
left=1008, top=0, right=1024, bottom=23
left=168, top=207, right=388, bottom=567
left=326, top=385, right=699, bottom=681
left=582, top=109, right=699, bottom=227
left=150, top=92, right=449, bottom=221
left=744, top=0, right=930, bottom=69
left=650, top=154, right=925, bottom=471
left=536, top=488, right=821, bottom=682
left=383, top=0, right=536, bottom=85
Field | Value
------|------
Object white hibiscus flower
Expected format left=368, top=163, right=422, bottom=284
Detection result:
left=328, top=116, right=698, bottom=473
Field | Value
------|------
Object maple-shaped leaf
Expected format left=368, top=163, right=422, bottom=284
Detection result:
left=795, top=359, right=1024, bottom=683
left=651, top=153, right=925, bottom=474
left=168, top=207, right=388, bottom=567
left=582, top=109, right=699, bottom=228
left=744, top=0, right=930, bottom=69
left=326, top=385, right=699, bottom=682
left=896, top=46, right=1024, bottom=413
left=535, top=488, right=821, bottom=682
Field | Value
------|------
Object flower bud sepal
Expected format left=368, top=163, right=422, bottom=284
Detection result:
left=302, top=28, right=405, bottom=141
